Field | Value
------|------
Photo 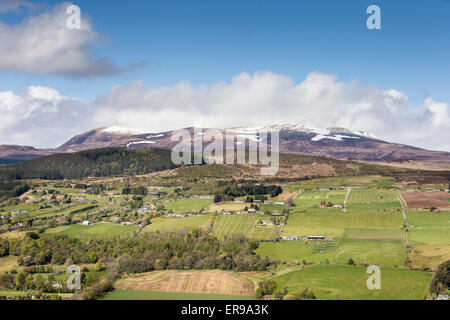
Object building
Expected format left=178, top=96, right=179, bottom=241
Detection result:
left=271, top=211, right=282, bottom=216
left=138, top=207, right=149, bottom=213
left=281, top=236, right=299, bottom=241
left=307, top=235, right=325, bottom=240
left=262, top=221, right=275, bottom=226
left=82, top=221, right=92, bottom=226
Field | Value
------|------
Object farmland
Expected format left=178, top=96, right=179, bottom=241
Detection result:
left=402, top=191, right=450, bottom=210
left=103, top=290, right=254, bottom=300
left=0, top=173, right=447, bottom=300
left=213, top=214, right=281, bottom=241
left=143, top=214, right=213, bottom=233
left=272, top=264, right=431, bottom=300
left=113, top=270, right=254, bottom=296
left=41, top=222, right=138, bottom=239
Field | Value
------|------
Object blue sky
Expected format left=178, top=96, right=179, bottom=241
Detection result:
left=0, top=0, right=449, bottom=150
left=1, top=0, right=449, bottom=103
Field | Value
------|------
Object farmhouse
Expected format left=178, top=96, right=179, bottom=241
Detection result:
left=138, top=207, right=149, bottom=213
left=82, top=221, right=92, bottom=225
left=262, top=221, right=275, bottom=226
left=281, top=236, right=299, bottom=241
left=271, top=211, right=282, bottom=216
left=307, top=235, right=325, bottom=240
left=248, top=208, right=256, bottom=213
left=274, top=202, right=284, bottom=205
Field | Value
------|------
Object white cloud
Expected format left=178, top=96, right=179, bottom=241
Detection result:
left=0, top=2, right=128, bottom=77
left=0, top=71, right=449, bottom=152
left=0, top=86, right=92, bottom=148
left=93, top=71, right=450, bottom=152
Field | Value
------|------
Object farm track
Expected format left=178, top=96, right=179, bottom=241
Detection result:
left=343, top=187, right=351, bottom=212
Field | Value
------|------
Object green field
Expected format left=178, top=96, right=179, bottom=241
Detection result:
left=347, top=189, right=401, bottom=211
left=213, top=214, right=281, bottom=240
left=272, top=264, right=431, bottom=300
left=407, top=211, right=450, bottom=228
left=334, top=239, right=406, bottom=266
left=343, top=228, right=405, bottom=241
left=407, top=211, right=450, bottom=245
left=256, top=241, right=337, bottom=263
left=285, top=176, right=394, bottom=191
left=102, top=289, right=254, bottom=300
left=41, top=222, right=137, bottom=239
left=143, top=214, right=213, bottom=232
left=282, top=210, right=403, bottom=238
left=408, top=228, right=450, bottom=245
left=294, top=190, right=347, bottom=208
left=164, top=198, right=213, bottom=214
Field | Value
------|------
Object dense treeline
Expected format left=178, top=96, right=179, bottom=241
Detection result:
left=0, top=148, right=178, bottom=180
left=429, top=260, right=450, bottom=295
left=0, top=181, right=30, bottom=201
left=0, top=229, right=273, bottom=273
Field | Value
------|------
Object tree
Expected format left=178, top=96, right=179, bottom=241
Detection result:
left=96, top=259, right=106, bottom=272
left=429, top=260, right=450, bottom=295
left=214, top=194, right=223, bottom=203
left=347, top=258, right=355, bottom=265
left=294, top=288, right=316, bottom=300
left=255, top=280, right=278, bottom=299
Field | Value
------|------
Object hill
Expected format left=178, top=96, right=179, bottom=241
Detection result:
left=0, top=147, right=177, bottom=180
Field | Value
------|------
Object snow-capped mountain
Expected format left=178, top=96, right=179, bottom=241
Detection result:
left=0, top=124, right=449, bottom=165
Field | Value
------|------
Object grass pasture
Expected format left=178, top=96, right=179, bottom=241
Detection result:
left=206, top=202, right=248, bottom=212
left=164, top=198, right=213, bottom=214
left=41, top=222, right=137, bottom=239
left=347, top=189, right=401, bottom=211
left=282, top=210, right=403, bottom=239
left=272, top=264, right=431, bottom=300
left=294, top=190, right=347, bottom=208
left=213, top=214, right=281, bottom=240
left=255, top=241, right=337, bottom=263
left=0, top=255, right=18, bottom=273
left=407, top=228, right=450, bottom=245
left=343, top=228, right=405, bottom=241
left=334, top=239, right=406, bottom=267
left=409, top=244, right=450, bottom=269
left=143, top=214, right=213, bottom=233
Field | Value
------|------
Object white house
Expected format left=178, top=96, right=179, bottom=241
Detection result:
left=82, top=221, right=92, bottom=226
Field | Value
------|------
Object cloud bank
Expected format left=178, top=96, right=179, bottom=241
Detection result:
left=0, top=71, right=449, bottom=151
left=0, top=2, right=136, bottom=77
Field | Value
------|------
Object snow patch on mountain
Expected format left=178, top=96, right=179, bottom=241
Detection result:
left=126, top=141, right=156, bottom=148
left=311, top=134, right=360, bottom=142
left=101, top=126, right=144, bottom=135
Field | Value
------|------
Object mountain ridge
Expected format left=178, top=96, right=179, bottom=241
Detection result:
left=0, top=124, right=449, bottom=168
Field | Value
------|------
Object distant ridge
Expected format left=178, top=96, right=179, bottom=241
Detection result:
left=0, top=124, right=449, bottom=168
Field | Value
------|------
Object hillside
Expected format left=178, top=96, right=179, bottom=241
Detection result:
left=1, top=125, right=449, bottom=169
left=0, top=147, right=178, bottom=180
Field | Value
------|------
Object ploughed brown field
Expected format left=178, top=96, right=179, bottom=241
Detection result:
left=114, top=270, right=255, bottom=296
left=402, top=191, right=450, bottom=209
